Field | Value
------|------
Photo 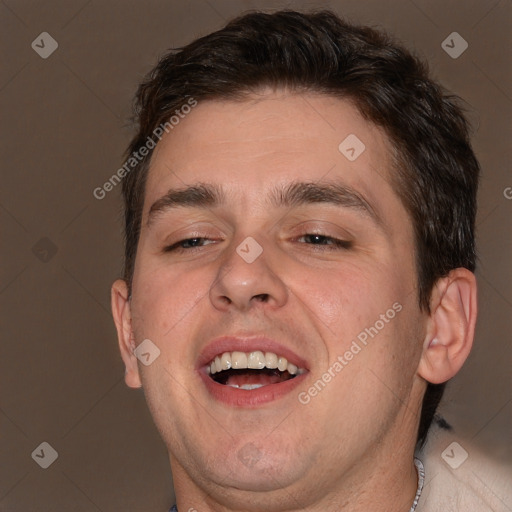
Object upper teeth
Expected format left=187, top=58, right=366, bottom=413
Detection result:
left=207, top=351, right=303, bottom=376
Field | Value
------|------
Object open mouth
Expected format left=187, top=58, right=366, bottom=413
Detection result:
left=206, top=350, right=306, bottom=390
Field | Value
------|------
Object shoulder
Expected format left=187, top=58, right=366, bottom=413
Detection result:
left=415, top=418, right=512, bottom=512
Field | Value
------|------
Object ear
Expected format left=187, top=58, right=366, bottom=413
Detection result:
left=111, top=279, right=142, bottom=388
left=417, top=268, right=477, bottom=384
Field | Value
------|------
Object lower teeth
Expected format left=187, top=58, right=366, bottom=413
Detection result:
left=228, top=383, right=265, bottom=390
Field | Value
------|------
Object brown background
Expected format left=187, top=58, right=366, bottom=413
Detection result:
left=1, top=1, right=511, bottom=510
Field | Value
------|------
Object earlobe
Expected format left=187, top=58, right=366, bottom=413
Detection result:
left=417, top=268, right=478, bottom=384
left=111, top=279, right=142, bottom=389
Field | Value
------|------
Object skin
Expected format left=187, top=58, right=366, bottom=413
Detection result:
left=112, top=91, right=477, bottom=512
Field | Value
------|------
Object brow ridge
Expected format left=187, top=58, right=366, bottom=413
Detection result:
left=147, top=179, right=381, bottom=226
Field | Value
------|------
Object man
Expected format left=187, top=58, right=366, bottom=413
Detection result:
left=110, top=9, right=498, bottom=511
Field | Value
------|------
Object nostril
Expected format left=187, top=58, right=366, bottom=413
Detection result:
left=253, top=293, right=269, bottom=302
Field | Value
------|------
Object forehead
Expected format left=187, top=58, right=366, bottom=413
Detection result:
left=143, top=92, right=400, bottom=220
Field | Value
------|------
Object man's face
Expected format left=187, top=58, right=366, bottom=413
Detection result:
left=125, top=92, right=428, bottom=504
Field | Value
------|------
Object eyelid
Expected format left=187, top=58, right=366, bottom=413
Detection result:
left=287, top=218, right=354, bottom=239
left=295, top=233, right=353, bottom=249
left=163, top=234, right=219, bottom=252
left=161, top=222, right=223, bottom=244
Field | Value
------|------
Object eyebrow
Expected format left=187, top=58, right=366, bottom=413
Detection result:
left=147, top=180, right=382, bottom=227
left=269, top=181, right=381, bottom=225
left=148, top=183, right=225, bottom=226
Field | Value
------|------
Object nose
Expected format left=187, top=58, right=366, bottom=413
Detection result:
left=209, top=237, right=288, bottom=312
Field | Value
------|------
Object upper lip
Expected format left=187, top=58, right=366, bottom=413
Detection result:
left=197, top=335, right=309, bottom=371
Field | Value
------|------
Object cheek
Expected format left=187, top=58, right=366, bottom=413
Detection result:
left=298, top=259, right=417, bottom=377
left=294, top=262, right=396, bottom=332
left=130, top=262, right=212, bottom=338
left=363, top=302, right=424, bottom=399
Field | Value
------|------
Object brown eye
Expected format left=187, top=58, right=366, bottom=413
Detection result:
left=164, top=237, right=215, bottom=253
left=297, top=234, right=352, bottom=249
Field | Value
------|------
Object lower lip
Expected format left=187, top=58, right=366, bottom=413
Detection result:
left=199, top=370, right=308, bottom=407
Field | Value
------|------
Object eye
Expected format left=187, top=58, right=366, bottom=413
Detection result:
left=296, top=233, right=352, bottom=250
left=164, top=237, right=217, bottom=253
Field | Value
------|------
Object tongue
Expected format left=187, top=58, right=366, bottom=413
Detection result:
left=226, top=371, right=284, bottom=387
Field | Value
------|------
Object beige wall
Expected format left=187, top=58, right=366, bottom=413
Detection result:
left=1, top=1, right=511, bottom=510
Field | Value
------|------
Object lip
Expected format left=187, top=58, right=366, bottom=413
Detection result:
left=197, top=335, right=310, bottom=407
left=197, top=336, right=309, bottom=370
left=199, top=370, right=308, bottom=407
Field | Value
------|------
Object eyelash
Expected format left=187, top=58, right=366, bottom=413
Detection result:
left=296, top=234, right=352, bottom=250
left=163, top=237, right=216, bottom=253
left=163, top=234, right=352, bottom=253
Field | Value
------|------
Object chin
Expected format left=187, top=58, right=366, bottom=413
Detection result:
left=207, top=441, right=311, bottom=492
